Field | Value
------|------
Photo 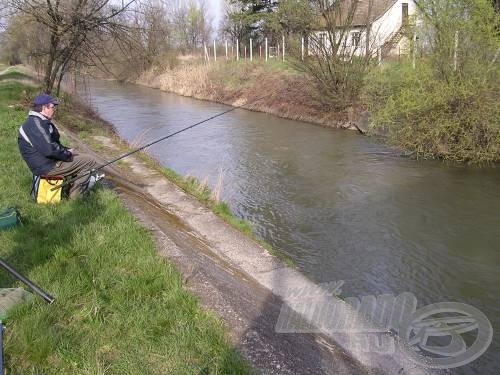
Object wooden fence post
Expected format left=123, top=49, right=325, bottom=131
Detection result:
left=282, top=35, right=285, bottom=62
left=204, top=42, right=209, bottom=62
left=301, top=37, right=304, bottom=60
left=265, top=38, right=268, bottom=62
left=250, top=38, right=253, bottom=61
left=412, top=33, right=416, bottom=69
left=453, top=31, right=458, bottom=71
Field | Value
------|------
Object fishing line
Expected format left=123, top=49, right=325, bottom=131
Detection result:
left=55, top=93, right=274, bottom=190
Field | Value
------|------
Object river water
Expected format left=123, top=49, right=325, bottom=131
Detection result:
left=81, top=80, right=499, bottom=374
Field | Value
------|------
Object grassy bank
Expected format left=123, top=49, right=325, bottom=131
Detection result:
left=0, top=79, right=251, bottom=373
left=138, top=60, right=351, bottom=128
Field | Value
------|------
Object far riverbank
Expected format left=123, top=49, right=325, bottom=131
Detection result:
left=136, top=60, right=367, bottom=132
left=133, top=58, right=498, bottom=164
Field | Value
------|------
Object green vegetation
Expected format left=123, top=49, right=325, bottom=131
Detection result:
left=0, top=70, right=33, bottom=82
left=0, top=79, right=251, bottom=373
left=224, top=0, right=313, bottom=45
left=364, top=59, right=499, bottom=162
left=364, top=0, right=500, bottom=163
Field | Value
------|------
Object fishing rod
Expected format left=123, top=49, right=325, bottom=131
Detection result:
left=0, top=258, right=54, bottom=375
left=0, top=258, right=54, bottom=304
left=56, top=93, right=274, bottom=190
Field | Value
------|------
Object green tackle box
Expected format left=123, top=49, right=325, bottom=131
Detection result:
left=0, top=208, right=21, bottom=231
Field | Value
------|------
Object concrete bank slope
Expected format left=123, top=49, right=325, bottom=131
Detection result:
left=64, top=130, right=438, bottom=374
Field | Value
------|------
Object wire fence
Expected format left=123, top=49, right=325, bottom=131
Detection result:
left=201, top=36, right=306, bottom=63
left=201, top=33, right=421, bottom=67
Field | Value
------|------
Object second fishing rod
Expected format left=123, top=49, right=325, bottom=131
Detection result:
left=55, top=93, right=274, bottom=191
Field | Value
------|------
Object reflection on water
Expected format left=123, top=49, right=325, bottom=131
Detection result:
left=81, top=80, right=500, bottom=374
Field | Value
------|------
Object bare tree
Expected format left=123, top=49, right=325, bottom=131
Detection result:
left=142, top=1, right=171, bottom=63
left=171, top=0, right=212, bottom=51
left=121, top=0, right=171, bottom=71
left=294, top=0, right=377, bottom=111
left=6, top=0, right=137, bottom=94
left=2, top=12, right=44, bottom=66
left=220, top=0, right=247, bottom=44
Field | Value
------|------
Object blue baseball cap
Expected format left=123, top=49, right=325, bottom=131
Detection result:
left=33, top=94, right=59, bottom=106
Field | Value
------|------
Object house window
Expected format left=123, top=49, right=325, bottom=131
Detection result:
left=351, top=32, right=361, bottom=47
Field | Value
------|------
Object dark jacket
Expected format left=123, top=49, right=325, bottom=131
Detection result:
left=18, top=111, right=73, bottom=175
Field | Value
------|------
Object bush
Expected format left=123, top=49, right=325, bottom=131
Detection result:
left=364, top=61, right=499, bottom=162
left=363, top=0, right=500, bottom=163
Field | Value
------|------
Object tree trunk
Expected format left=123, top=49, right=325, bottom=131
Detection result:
left=44, top=32, right=59, bottom=93
left=56, top=57, right=71, bottom=96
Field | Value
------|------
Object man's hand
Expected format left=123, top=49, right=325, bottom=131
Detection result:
left=68, top=148, right=78, bottom=156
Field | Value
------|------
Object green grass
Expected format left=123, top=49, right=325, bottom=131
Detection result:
left=211, top=59, right=299, bottom=91
left=0, top=80, right=251, bottom=373
left=0, top=70, right=33, bottom=82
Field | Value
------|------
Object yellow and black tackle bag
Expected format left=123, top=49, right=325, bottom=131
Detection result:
left=31, top=175, right=68, bottom=204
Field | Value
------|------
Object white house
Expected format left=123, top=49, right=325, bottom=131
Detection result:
left=311, top=0, right=418, bottom=57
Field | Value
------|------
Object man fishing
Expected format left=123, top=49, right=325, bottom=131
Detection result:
left=18, top=94, right=99, bottom=198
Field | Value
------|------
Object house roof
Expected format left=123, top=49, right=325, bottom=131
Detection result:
left=318, top=0, right=399, bottom=28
